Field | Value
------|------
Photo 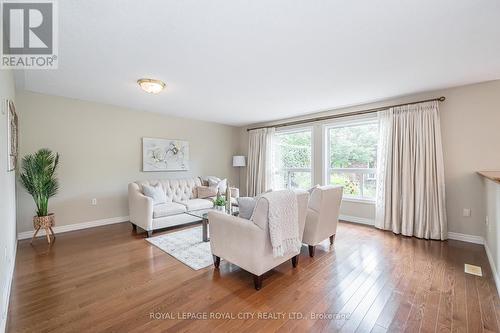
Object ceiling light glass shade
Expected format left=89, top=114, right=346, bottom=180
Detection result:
left=232, top=155, right=246, bottom=167
left=137, top=78, right=166, bottom=94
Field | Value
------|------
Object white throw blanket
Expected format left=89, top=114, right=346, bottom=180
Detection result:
left=257, top=190, right=301, bottom=257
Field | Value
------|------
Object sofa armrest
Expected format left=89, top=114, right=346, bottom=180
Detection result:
left=230, top=187, right=239, bottom=198
left=128, top=183, right=153, bottom=231
left=208, top=211, right=266, bottom=275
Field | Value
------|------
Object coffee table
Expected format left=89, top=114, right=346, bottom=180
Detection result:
left=185, top=206, right=239, bottom=242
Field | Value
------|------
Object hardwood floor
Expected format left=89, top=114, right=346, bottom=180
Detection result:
left=7, top=221, right=500, bottom=332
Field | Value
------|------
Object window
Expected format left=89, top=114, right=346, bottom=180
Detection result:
left=272, top=128, right=313, bottom=190
left=327, top=121, right=378, bottom=200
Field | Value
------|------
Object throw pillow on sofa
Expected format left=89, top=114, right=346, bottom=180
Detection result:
left=200, top=175, right=219, bottom=186
left=208, top=177, right=227, bottom=193
left=237, top=197, right=257, bottom=219
left=142, top=184, right=167, bottom=205
left=196, top=186, right=218, bottom=199
left=237, top=189, right=273, bottom=219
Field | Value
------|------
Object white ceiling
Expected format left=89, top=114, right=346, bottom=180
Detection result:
left=16, top=0, right=500, bottom=126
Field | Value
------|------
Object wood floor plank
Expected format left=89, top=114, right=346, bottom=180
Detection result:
left=465, top=273, right=483, bottom=332
left=437, top=245, right=455, bottom=333
left=414, top=242, right=446, bottom=333
left=386, top=241, right=423, bottom=331
left=477, top=273, right=500, bottom=332
left=6, top=221, right=500, bottom=333
left=371, top=323, right=388, bottom=333
left=340, top=262, right=403, bottom=332
left=306, top=253, right=386, bottom=332
left=451, top=252, right=468, bottom=333
left=355, top=268, right=407, bottom=333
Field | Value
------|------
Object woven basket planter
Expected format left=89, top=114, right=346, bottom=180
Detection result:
left=33, top=213, right=55, bottom=229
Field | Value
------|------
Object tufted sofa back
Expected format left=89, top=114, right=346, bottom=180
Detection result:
left=135, top=177, right=202, bottom=202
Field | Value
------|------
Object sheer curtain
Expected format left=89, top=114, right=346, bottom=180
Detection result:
left=246, top=128, right=275, bottom=197
left=375, top=101, right=447, bottom=240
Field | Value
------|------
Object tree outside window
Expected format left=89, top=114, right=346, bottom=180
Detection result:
left=328, top=122, right=378, bottom=200
left=273, top=129, right=312, bottom=190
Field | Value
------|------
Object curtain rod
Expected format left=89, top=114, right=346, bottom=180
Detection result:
left=246, top=96, right=446, bottom=132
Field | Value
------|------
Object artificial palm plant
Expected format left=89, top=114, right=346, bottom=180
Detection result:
left=20, top=149, right=59, bottom=217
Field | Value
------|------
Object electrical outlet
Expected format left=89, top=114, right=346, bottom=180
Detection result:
left=91, top=198, right=97, bottom=206
left=462, top=208, right=471, bottom=217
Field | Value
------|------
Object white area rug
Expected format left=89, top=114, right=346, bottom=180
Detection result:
left=146, top=226, right=215, bottom=270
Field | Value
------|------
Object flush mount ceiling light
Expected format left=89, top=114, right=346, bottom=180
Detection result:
left=137, top=78, right=166, bottom=94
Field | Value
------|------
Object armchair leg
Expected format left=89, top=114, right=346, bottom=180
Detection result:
left=146, top=230, right=153, bottom=238
left=213, top=255, right=220, bottom=269
left=253, top=275, right=263, bottom=290
left=291, top=255, right=299, bottom=268
left=308, top=245, right=316, bottom=257
left=330, top=235, right=335, bottom=245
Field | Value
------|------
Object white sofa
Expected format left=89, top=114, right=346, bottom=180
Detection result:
left=128, top=177, right=238, bottom=237
left=209, top=190, right=309, bottom=290
left=302, top=185, right=343, bottom=257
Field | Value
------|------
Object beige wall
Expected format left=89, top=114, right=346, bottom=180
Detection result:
left=17, top=91, right=242, bottom=233
left=239, top=80, right=500, bottom=237
left=0, top=69, right=16, bottom=332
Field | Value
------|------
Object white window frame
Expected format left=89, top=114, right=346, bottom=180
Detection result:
left=273, top=126, right=314, bottom=190
left=324, top=116, right=378, bottom=203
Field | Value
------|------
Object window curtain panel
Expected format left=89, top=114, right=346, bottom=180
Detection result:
left=246, top=128, right=275, bottom=197
left=375, top=101, right=447, bottom=240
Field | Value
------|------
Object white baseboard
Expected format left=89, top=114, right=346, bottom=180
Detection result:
left=339, top=214, right=375, bottom=226
left=447, top=232, right=484, bottom=245
left=484, top=242, right=500, bottom=297
left=17, top=216, right=129, bottom=240
left=1, top=240, right=17, bottom=333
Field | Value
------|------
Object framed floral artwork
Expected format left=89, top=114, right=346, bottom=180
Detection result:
left=142, top=137, right=189, bottom=171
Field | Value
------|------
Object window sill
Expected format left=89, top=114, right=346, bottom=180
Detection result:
left=342, top=197, right=375, bottom=205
